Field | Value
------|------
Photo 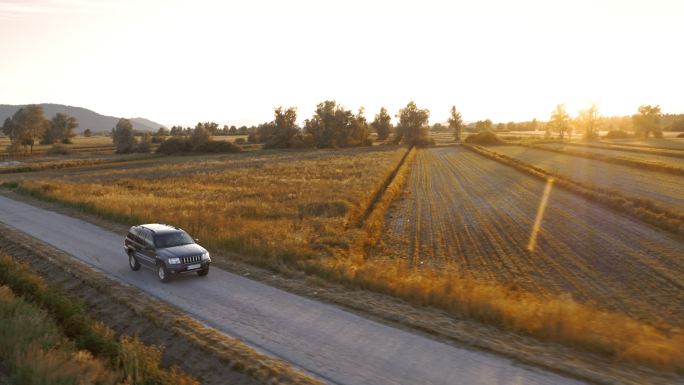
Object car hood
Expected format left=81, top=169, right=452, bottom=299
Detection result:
left=157, top=244, right=207, bottom=259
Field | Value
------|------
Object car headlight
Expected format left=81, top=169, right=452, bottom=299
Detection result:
left=201, top=252, right=211, bottom=261
left=168, top=257, right=181, bottom=265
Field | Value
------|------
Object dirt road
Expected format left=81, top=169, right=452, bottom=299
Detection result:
left=0, top=195, right=585, bottom=385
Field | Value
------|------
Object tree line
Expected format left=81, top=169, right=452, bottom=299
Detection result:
left=244, top=100, right=465, bottom=148
left=544, top=104, right=668, bottom=140
left=1, top=105, right=78, bottom=153
left=441, top=104, right=679, bottom=140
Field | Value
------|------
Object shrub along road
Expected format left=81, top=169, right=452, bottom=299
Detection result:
left=0, top=195, right=585, bottom=385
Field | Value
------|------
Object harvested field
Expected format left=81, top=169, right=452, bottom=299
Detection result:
left=488, top=145, right=684, bottom=213
left=381, top=147, right=684, bottom=325
left=536, top=142, right=684, bottom=168
left=602, top=138, right=684, bottom=151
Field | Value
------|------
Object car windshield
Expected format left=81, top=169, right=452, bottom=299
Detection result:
left=154, top=231, right=194, bottom=248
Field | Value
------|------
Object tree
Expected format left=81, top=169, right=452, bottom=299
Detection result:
left=1, top=117, right=14, bottom=139
left=671, top=117, right=684, bottom=132
left=395, top=101, right=430, bottom=145
left=265, top=107, right=299, bottom=148
left=578, top=103, right=601, bottom=139
left=1, top=105, right=47, bottom=153
left=170, top=126, right=185, bottom=136
left=474, top=119, right=493, bottom=132
left=83, top=128, right=92, bottom=137
left=43, top=113, right=78, bottom=144
left=190, top=123, right=212, bottom=149
left=371, top=107, right=392, bottom=141
left=347, top=107, right=371, bottom=147
left=112, top=118, right=136, bottom=153
left=632, top=105, right=662, bottom=138
left=548, top=104, right=572, bottom=140
left=304, top=100, right=370, bottom=148
left=448, top=106, right=464, bottom=142
left=156, top=127, right=168, bottom=136
left=255, top=122, right=275, bottom=143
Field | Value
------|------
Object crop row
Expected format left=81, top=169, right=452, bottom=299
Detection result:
left=375, top=146, right=684, bottom=373
left=521, top=142, right=684, bottom=176
left=562, top=141, right=684, bottom=158
left=465, top=144, right=684, bottom=237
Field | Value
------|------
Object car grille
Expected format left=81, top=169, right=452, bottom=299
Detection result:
left=181, top=255, right=201, bottom=264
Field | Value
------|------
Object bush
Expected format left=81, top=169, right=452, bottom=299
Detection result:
left=135, top=141, right=152, bottom=153
left=464, top=131, right=503, bottom=145
left=235, top=137, right=246, bottom=144
left=289, top=134, right=315, bottom=149
left=677, top=133, right=684, bottom=138
left=603, top=130, right=630, bottom=139
left=156, top=137, right=193, bottom=155
left=48, top=144, right=73, bottom=155
left=151, top=135, right=165, bottom=143
left=195, top=140, right=242, bottom=153
left=157, top=138, right=242, bottom=155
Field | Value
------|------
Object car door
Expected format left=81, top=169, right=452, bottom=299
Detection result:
left=137, top=229, right=156, bottom=267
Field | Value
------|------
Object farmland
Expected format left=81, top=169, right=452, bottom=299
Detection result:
left=9, top=146, right=407, bottom=265
left=380, top=147, right=684, bottom=325
left=487, top=145, right=684, bottom=213
left=4, top=142, right=684, bottom=374
left=600, top=137, right=684, bottom=151
left=534, top=142, right=684, bottom=168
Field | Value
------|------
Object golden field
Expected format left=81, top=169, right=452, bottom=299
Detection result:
left=15, top=146, right=408, bottom=266
left=6, top=143, right=684, bottom=374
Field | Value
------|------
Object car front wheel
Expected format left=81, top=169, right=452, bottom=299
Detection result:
left=197, top=267, right=209, bottom=277
left=128, top=252, right=141, bottom=271
left=157, top=262, right=171, bottom=283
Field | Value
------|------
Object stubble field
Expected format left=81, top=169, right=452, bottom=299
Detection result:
left=487, top=145, right=684, bottom=213
left=534, top=142, right=684, bottom=168
left=380, top=146, right=684, bottom=325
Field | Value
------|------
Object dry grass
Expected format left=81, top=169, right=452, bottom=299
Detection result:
left=357, top=146, right=417, bottom=253
left=13, top=146, right=407, bottom=266
left=0, top=255, right=199, bottom=385
left=320, top=258, right=684, bottom=372
left=7, top=144, right=684, bottom=375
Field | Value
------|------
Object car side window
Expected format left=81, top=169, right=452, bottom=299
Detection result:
left=131, top=228, right=142, bottom=244
left=142, top=231, right=155, bottom=249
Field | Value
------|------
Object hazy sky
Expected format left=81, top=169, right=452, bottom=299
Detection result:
left=1, top=0, right=683, bottom=127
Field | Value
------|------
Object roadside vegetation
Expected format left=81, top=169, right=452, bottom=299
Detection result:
left=0, top=253, right=198, bottom=385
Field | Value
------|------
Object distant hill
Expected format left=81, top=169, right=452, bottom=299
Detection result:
left=0, top=103, right=165, bottom=134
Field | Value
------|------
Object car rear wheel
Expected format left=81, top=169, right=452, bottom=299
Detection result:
left=197, top=267, right=209, bottom=277
left=157, top=262, right=171, bottom=283
left=128, top=252, right=141, bottom=271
